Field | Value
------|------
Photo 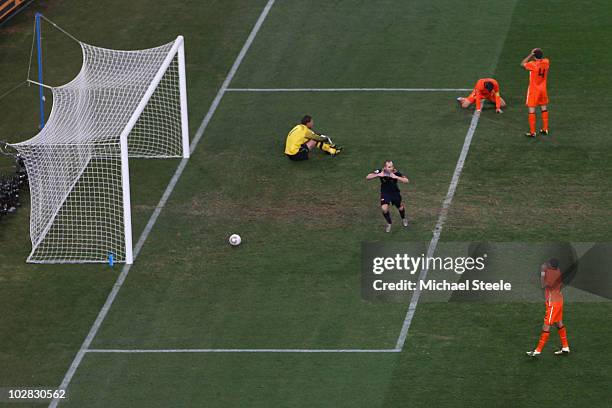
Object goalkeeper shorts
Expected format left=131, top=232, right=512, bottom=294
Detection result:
left=286, top=143, right=309, bottom=161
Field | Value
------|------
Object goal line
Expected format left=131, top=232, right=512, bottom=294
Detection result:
left=227, top=87, right=471, bottom=92
left=87, top=348, right=400, bottom=353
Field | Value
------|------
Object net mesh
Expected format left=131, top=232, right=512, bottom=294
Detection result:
left=12, top=38, right=186, bottom=263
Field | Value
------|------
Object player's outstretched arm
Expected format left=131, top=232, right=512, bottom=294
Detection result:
left=495, top=95, right=503, bottom=113
left=314, top=131, right=332, bottom=143
left=304, top=132, right=328, bottom=143
left=493, top=83, right=503, bottom=113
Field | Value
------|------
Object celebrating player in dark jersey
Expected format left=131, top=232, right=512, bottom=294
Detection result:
left=366, top=160, right=409, bottom=232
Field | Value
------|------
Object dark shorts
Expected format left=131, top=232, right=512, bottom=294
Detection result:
left=286, top=143, right=309, bottom=161
left=381, top=192, right=402, bottom=207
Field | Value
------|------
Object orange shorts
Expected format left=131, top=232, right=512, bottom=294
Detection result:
left=526, top=88, right=548, bottom=107
left=466, top=91, right=495, bottom=104
left=544, top=301, right=563, bottom=325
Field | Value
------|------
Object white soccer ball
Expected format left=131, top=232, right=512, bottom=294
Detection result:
left=229, top=234, right=241, bottom=246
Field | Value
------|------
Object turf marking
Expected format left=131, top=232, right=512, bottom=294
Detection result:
left=395, top=109, right=481, bottom=351
left=87, top=348, right=400, bottom=353
left=77, top=109, right=480, bottom=357
left=48, top=1, right=277, bottom=406
left=227, top=88, right=471, bottom=92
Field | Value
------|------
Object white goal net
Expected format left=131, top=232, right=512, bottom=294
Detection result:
left=11, top=36, right=189, bottom=264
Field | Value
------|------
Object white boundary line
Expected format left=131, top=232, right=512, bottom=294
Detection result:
left=48, top=0, right=277, bottom=406
left=227, top=87, right=470, bottom=92
left=85, top=109, right=480, bottom=357
left=395, top=109, right=481, bottom=350
left=46, top=3, right=482, bottom=388
left=87, top=348, right=399, bottom=353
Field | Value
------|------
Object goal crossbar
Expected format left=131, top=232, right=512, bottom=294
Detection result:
left=11, top=35, right=189, bottom=264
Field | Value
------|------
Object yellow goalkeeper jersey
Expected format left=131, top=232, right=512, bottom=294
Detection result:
left=285, top=124, right=316, bottom=155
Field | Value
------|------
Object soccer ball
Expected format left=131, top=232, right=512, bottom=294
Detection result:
left=229, top=234, right=241, bottom=246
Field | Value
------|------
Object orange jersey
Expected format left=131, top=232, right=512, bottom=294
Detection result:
left=524, top=58, right=549, bottom=91
left=468, top=78, right=501, bottom=110
left=473, top=78, right=500, bottom=98
left=544, top=267, right=563, bottom=303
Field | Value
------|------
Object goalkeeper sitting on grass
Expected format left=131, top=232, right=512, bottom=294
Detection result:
left=284, top=115, right=342, bottom=161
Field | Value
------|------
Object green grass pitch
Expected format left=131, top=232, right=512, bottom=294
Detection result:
left=1, top=0, right=611, bottom=407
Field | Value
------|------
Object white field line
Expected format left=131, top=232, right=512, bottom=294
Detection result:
left=227, top=87, right=470, bottom=92
left=395, top=109, right=481, bottom=350
left=80, top=108, right=481, bottom=357
left=48, top=0, right=277, bottom=406
left=87, top=348, right=400, bottom=353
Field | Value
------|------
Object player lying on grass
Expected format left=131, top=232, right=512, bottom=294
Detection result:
left=521, top=48, right=550, bottom=137
left=526, top=258, right=571, bottom=357
left=366, top=161, right=409, bottom=233
left=284, top=115, right=341, bottom=161
left=456, top=78, right=506, bottom=113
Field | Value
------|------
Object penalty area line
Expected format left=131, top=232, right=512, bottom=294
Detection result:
left=227, top=88, right=471, bottom=92
left=87, top=348, right=401, bottom=353
left=394, top=109, right=481, bottom=351
left=48, top=0, right=277, bottom=407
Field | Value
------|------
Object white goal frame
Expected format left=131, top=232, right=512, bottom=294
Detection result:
left=118, top=36, right=190, bottom=264
left=12, top=35, right=190, bottom=265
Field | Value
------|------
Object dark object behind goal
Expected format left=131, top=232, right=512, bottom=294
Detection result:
left=0, top=155, right=28, bottom=218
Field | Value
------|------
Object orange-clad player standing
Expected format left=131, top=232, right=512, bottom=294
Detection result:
left=457, top=78, right=506, bottom=113
left=527, top=258, right=571, bottom=357
left=521, top=48, right=550, bottom=137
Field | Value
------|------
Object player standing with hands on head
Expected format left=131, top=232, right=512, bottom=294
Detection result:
left=521, top=48, right=550, bottom=137
left=526, top=258, right=571, bottom=357
left=366, top=161, right=409, bottom=233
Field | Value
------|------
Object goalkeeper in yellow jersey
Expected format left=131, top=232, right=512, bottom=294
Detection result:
left=284, top=115, right=342, bottom=161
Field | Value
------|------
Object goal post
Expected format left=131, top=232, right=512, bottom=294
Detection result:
left=120, top=135, right=133, bottom=265
left=11, top=34, right=189, bottom=264
left=117, top=35, right=190, bottom=264
left=178, top=37, right=191, bottom=160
